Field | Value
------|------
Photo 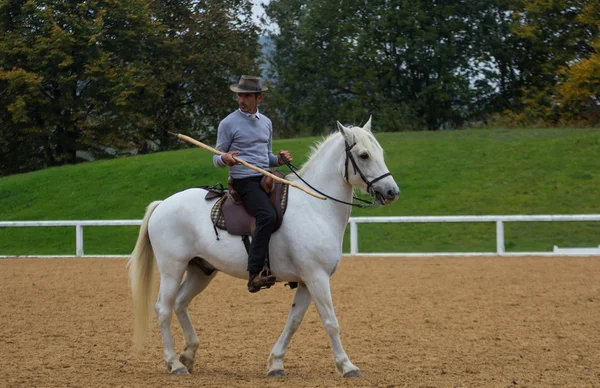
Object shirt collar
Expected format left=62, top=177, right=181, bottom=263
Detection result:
left=239, top=108, right=261, bottom=119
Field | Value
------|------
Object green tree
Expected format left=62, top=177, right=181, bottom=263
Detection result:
left=140, top=0, right=260, bottom=151
left=265, top=0, right=599, bottom=131
left=556, top=46, right=600, bottom=126
left=266, top=0, right=494, bottom=132
left=0, top=0, right=160, bottom=173
left=554, top=2, right=600, bottom=126
left=464, top=0, right=522, bottom=117
left=0, top=0, right=261, bottom=175
left=505, top=0, right=599, bottom=126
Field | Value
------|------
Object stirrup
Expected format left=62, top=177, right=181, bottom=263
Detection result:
left=260, top=268, right=275, bottom=280
left=248, top=269, right=276, bottom=293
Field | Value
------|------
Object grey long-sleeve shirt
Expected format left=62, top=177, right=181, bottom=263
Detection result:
left=213, top=109, right=279, bottom=179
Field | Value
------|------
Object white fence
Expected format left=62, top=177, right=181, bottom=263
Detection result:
left=348, top=215, right=600, bottom=256
left=0, top=220, right=141, bottom=258
left=1, top=215, right=600, bottom=258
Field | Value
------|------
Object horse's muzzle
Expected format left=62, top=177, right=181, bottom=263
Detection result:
left=374, top=186, right=400, bottom=205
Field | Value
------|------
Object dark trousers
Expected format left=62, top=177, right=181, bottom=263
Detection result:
left=232, top=176, right=277, bottom=275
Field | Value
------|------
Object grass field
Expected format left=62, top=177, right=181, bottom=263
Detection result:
left=1, top=127, right=599, bottom=255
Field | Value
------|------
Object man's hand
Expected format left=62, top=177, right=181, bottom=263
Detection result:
left=221, top=151, right=240, bottom=166
left=278, top=150, right=293, bottom=165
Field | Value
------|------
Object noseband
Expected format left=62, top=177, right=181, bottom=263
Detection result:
left=344, top=140, right=392, bottom=195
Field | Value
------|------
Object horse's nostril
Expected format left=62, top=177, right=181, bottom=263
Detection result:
left=385, top=188, right=400, bottom=199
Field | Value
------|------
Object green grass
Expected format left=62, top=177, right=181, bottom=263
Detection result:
left=1, top=127, right=599, bottom=255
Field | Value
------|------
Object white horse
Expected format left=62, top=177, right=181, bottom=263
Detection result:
left=128, top=118, right=400, bottom=377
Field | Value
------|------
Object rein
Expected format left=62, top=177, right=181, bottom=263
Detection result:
left=281, top=139, right=392, bottom=209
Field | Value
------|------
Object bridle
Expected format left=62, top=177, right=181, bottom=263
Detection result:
left=282, top=138, right=393, bottom=208
left=343, top=139, right=392, bottom=196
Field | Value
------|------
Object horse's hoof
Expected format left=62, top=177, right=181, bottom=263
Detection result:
left=343, top=369, right=362, bottom=378
left=179, top=354, right=195, bottom=373
left=267, top=369, right=285, bottom=377
left=171, top=366, right=189, bottom=375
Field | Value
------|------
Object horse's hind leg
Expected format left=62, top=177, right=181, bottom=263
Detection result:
left=304, top=271, right=362, bottom=377
left=174, top=261, right=217, bottom=373
left=267, top=283, right=312, bottom=377
left=155, top=258, right=189, bottom=375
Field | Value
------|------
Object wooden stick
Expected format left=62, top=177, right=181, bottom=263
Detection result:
left=169, top=132, right=327, bottom=200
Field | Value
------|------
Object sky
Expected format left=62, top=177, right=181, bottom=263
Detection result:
left=251, top=0, right=270, bottom=26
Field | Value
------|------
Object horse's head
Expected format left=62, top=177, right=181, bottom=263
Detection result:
left=337, top=117, right=400, bottom=206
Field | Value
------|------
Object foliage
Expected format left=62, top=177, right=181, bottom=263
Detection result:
left=264, top=0, right=480, bottom=133
left=0, top=0, right=159, bottom=172
left=0, top=0, right=260, bottom=175
left=264, top=0, right=599, bottom=133
left=556, top=43, right=600, bottom=126
left=503, top=0, right=599, bottom=126
left=140, top=0, right=260, bottom=151
left=554, top=1, right=600, bottom=126
left=1, top=0, right=599, bottom=177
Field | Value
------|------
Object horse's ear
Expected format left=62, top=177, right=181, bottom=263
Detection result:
left=337, top=121, right=349, bottom=139
left=363, top=116, right=373, bottom=133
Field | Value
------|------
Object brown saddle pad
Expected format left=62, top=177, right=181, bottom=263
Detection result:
left=210, top=172, right=289, bottom=236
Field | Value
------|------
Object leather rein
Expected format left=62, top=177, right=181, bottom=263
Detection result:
left=281, top=139, right=392, bottom=208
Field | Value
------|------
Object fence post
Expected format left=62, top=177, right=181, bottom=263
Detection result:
left=496, top=220, right=505, bottom=255
left=350, top=220, right=358, bottom=255
left=76, top=224, right=84, bottom=256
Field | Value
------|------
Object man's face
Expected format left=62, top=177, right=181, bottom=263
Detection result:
left=237, top=93, right=262, bottom=114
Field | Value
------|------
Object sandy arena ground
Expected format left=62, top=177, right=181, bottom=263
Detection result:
left=1, top=256, right=599, bottom=388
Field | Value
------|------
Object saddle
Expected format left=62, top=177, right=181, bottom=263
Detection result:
left=208, top=172, right=289, bottom=237
left=203, top=174, right=298, bottom=290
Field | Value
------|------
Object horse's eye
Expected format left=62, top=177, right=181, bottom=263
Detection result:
left=359, top=152, right=369, bottom=160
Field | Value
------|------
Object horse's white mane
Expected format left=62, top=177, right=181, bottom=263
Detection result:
left=290, top=124, right=382, bottom=179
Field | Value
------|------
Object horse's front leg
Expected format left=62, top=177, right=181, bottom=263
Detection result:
left=305, top=271, right=362, bottom=378
left=267, top=283, right=312, bottom=377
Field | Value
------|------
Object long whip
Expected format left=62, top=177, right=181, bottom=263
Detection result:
left=168, top=132, right=327, bottom=200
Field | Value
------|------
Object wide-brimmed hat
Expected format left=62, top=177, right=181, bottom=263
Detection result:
left=230, top=75, right=268, bottom=93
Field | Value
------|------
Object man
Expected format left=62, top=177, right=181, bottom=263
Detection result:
left=213, top=75, right=293, bottom=293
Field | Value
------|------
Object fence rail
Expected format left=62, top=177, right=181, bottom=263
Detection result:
left=0, top=220, right=141, bottom=257
left=1, top=215, right=600, bottom=258
left=348, top=215, right=600, bottom=256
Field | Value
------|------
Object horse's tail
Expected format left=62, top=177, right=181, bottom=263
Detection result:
left=127, top=200, right=162, bottom=352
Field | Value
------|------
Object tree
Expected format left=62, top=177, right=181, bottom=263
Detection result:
left=265, top=0, right=489, bottom=132
left=264, top=0, right=599, bottom=131
left=505, top=0, right=599, bottom=126
left=0, top=0, right=261, bottom=175
left=0, top=0, right=160, bottom=172
left=139, top=0, right=260, bottom=151
left=554, top=2, right=600, bottom=126
left=556, top=47, right=600, bottom=126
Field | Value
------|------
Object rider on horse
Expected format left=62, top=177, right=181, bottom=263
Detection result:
left=213, top=75, right=293, bottom=293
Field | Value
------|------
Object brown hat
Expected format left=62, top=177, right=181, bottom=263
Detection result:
left=230, top=75, right=268, bottom=93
